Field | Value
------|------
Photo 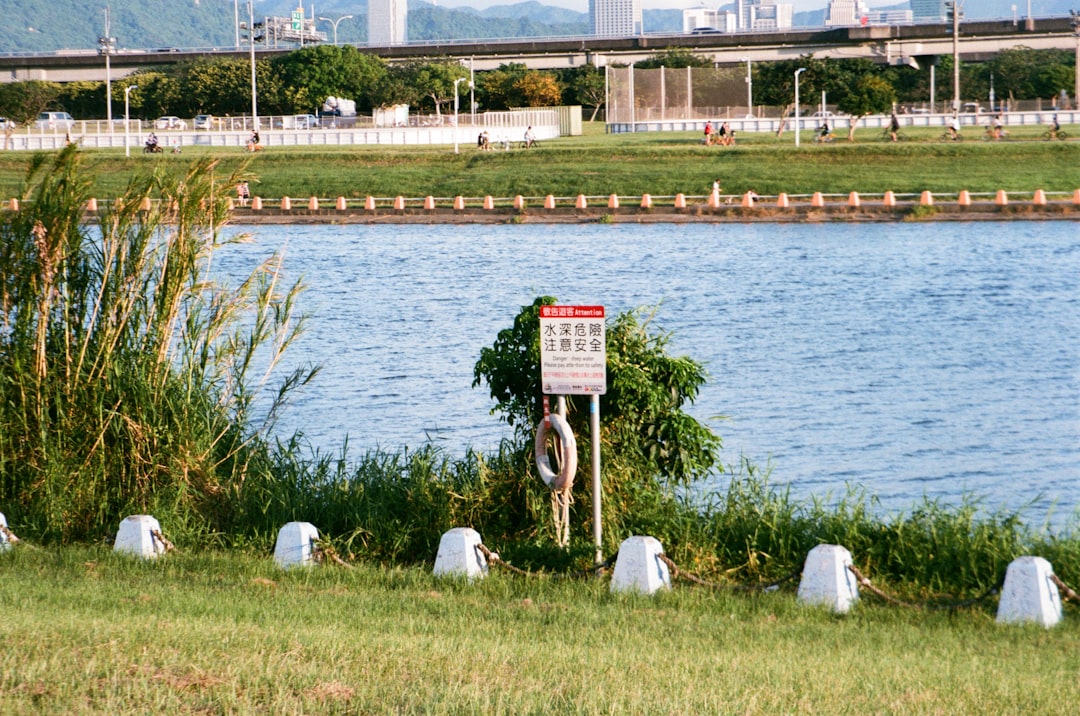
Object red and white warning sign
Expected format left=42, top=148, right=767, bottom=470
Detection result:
left=539, top=305, right=606, bottom=395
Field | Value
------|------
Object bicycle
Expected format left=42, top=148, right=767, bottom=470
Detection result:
left=939, top=130, right=963, bottom=142
left=1042, top=128, right=1068, bottom=141
left=983, top=126, right=1009, bottom=141
left=881, top=128, right=907, bottom=142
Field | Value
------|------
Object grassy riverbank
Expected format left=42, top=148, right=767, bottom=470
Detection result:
left=1, top=123, right=1078, bottom=201
left=2, top=545, right=1078, bottom=715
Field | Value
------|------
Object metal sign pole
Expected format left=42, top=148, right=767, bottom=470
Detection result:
left=591, top=394, right=602, bottom=565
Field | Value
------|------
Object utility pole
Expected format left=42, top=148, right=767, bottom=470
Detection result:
left=947, top=1, right=962, bottom=118
left=1072, top=10, right=1080, bottom=111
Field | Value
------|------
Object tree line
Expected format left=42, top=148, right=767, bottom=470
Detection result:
left=0, top=44, right=1072, bottom=124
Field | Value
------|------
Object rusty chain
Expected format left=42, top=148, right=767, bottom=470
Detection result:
left=847, top=564, right=1008, bottom=611
left=659, top=553, right=803, bottom=593
left=149, top=529, right=175, bottom=554
left=0, top=524, right=21, bottom=545
left=1051, top=574, right=1080, bottom=604
left=475, top=542, right=615, bottom=579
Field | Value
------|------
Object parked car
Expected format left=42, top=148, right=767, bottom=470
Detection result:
left=35, top=111, right=76, bottom=130
left=193, top=114, right=213, bottom=130
left=0, top=117, right=16, bottom=130
left=155, top=116, right=188, bottom=130
left=293, top=114, right=320, bottom=130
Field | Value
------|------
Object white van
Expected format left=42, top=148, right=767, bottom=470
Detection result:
left=36, top=112, right=76, bottom=130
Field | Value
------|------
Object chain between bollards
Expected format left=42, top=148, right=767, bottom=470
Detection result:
left=150, top=529, right=175, bottom=554
left=1051, top=574, right=1080, bottom=603
left=658, top=553, right=803, bottom=593
left=312, top=540, right=353, bottom=568
left=475, top=542, right=615, bottom=579
left=848, top=564, right=1007, bottom=611
left=0, top=524, right=21, bottom=544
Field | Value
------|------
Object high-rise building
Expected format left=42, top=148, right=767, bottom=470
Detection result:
left=910, top=0, right=948, bottom=22
left=369, top=0, right=407, bottom=46
left=591, top=0, right=643, bottom=36
left=825, top=0, right=870, bottom=27
left=733, top=0, right=793, bottom=32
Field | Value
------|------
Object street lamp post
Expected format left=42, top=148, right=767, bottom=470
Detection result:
left=794, top=67, right=807, bottom=147
left=453, top=77, right=465, bottom=154
left=741, top=57, right=752, bottom=118
left=124, top=84, right=137, bottom=157
left=248, top=1, right=258, bottom=129
left=98, top=8, right=116, bottom=133
left=947, top=1, right=962, bottom=118
left=318, top=14, right=353, bottom=45
left=1071, top=10, right=1080, bottom=111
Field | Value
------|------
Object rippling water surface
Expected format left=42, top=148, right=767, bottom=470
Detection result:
left=216, top=221, right=1079, bottom=523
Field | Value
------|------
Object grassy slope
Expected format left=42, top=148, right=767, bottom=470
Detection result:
left=2, top=546, right=1078, bottom=714
left=2, top=124, right=1078, bottom=201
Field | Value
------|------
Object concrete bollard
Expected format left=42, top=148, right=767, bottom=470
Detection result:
left=336, top=196, right=347, bottom=210
left=797, top=544, right=860, bottom=613
left=810, top=192, right=825, bottom=208
left=8, top=198, right=18, bottom=212
left=1073, top=188, right=1080, bottom=205
left=86, top=197, right=99, bottom=212
left=393, top=196, right=405, bottom=211
left=433, top=527, right=488, bottom=580
left=0, top=512, right=11, bottom=551
left=608, top=194, right=619, bottom=209
left=610, top=536, right=671, bottom=595
left=847, top=191, right=860, bottom=208
left=365, top=195, right=376, bottom=211
left=280, top=196, right=291, bottom=211
left=640, top=193, right=652, bottom=209
left=995, top=190, right=1008, bottom=206
left=308, top=196, right=319, bottom=211
left=251, top=196, right=263, bottom=210
left=453, top=196, right=465, bottom=211
left=114, top=515, right=169, bottom=559
left=273, top=521, right=320, bottom=569
left=958, top=190, right=972, bottom=207
left=575, top=194, right=587, bottom=209
left=776, top=192, right=790, bottom=208
left=996, top=556, right=1062, bottom=628
left=674, top=193, right=687, bottom=209
left=919, top=190, right=933, bottom=206
left=226, top=197, right=235, bottom=210
left=423, top=196, right=435, bottom=211
left=483, top=195, right=495, bottom=210
left=741, top=192, right=755, bottom=208
left=139, top=197, right=152, bottom=212
left=513, top=195, right=525, bottom=210
left=544, top=195, right=556, bottom=210
left=882, top=191, right=896, bottom=207
left=1032, top=189, right=1047, bottom=206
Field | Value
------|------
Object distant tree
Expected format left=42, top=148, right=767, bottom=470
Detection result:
left=837, top=75, right=896, bottom=140
left=634, top=48, right=712, bottom=70
left=0, top=81, right=62, bottom=123
left=55, top=81, right=105, bottom=121
left=568, top=66, right=606, bottom=121
left=477, top=64, right=530, bottom=110
left=399, top=61, right=470, bottom=118
left=270, top=45, right=388, bottom=113
left=516, top=72, right=562, bottom=107
left=371, top=63, right=421, bottom=110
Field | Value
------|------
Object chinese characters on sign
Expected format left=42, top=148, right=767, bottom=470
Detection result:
left=539, top=305, right=606, bottom=395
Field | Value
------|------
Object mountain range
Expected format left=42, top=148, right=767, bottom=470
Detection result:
left=1, top=0, right=1075, bottom=54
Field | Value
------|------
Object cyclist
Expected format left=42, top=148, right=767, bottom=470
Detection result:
left=947, top=116, right=960, bottom=140
left=889, top=112, right=900, bottom=142
left=1050, top=114, right=1061, bottom=139
left=816, top=121, right=833, bottom=143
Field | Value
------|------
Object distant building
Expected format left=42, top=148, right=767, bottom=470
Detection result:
left=369, top=0, right=407, bottom=46
left=591, top=0, right=643, bottom=36
left=682, top=6, right=737, bottom=33
left=911, top=0, right=949, bottom=22
left=866, top=9, right=914, bottom=24
left=726, top=0, right=792, bottom=32
left=825, top=0, right=870, bottom=27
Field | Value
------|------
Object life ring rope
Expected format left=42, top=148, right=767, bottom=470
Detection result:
left=534, top=413, right=577, bottom=492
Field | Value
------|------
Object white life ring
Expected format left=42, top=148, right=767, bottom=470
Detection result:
left=534, top=413, right=577, bottom=491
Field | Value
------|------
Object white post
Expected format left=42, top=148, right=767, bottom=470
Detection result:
left=234, top=0, right=240, bottom=47
left=249, top=1, right=258, bottom=127
left=743, top=57, right=753, bottom=118
left=124, top=84, right=137, bottom=157
left=794, top=67, right=806, bottom=147
left=453, top=77, right=464, bottom=153
left=470, top=57, right=476, bottom=126
left=591, top=393, right=602, bottom=565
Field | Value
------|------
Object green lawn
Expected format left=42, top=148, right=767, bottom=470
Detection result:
left=1, top=122, right=1077, bottom=202
left=2, top=546, right=1077, bottom=714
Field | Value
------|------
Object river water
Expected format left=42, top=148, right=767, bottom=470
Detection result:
left=216, top=221, right=1079, bottom=525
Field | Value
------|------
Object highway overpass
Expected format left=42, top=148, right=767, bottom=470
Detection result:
left=1, top=16, right=1077, bottom=82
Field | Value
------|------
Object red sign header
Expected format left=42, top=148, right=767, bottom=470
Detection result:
left=539, top=305, right=605, bottom=319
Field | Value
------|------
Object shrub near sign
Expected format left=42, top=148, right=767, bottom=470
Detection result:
left=539, top=305, right=606, bottom=395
